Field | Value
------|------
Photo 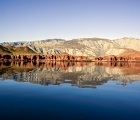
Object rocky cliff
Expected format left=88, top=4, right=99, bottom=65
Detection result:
left=0, top=37, right=140, bottom=56
left=94, top=50, right=140, bottom=62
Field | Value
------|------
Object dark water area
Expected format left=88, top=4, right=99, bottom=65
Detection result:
left=0, top=61, right=140, bottom=120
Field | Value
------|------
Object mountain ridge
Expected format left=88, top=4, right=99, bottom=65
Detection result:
left=0, top=37, right=140, bottom=56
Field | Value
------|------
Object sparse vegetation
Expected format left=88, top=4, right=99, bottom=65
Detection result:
left=0, top=45, right=37, bottom=55
left=0, top=45, right=12, bottom=54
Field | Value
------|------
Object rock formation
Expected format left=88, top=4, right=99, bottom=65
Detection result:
left=0, top=45, right=90, bottom=61
left=0, top=52, right=90, bottom=61
left=94, top=50, right=140, bottom=62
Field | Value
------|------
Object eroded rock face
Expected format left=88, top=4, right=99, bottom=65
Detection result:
left=2, top=37, right=140, bottom=56
left=94, top=51, right=140, bottom=61
left=0, top=53, right=90, bottom=61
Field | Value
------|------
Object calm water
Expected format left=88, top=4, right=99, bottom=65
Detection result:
left=0, top=61, right=140, bottom=120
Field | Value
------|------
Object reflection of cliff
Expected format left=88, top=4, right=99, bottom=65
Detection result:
left=95, top=62, right=140, bottom=74
left=0, top=61, right=90, bottom=70
left=0, top=62, right=140, bottom=88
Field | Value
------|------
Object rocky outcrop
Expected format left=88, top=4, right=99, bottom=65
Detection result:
left=0, top=53, right=90, bottom=61
left=94, top=50, right=140, bottom=62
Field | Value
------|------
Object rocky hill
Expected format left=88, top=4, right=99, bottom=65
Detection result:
left=113, top=37, right=140, bottom=51
left=0, top=37, right=140, bottom=56
left=0, top=45, right=37, bottom=55
left=0, top=45, right=12, bottom=54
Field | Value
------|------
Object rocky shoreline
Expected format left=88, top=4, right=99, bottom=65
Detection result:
left=94, top=51, right=140, bottom=62
left=1, top=49, right=140, bottom=62
left=0, top=52, right=90, bottom=62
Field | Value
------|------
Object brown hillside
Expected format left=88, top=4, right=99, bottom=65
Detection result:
left=5, top=45, right=37, bottom=55
left=0, top=45, right=12, bottom=54
left=118, top=50, right=140, bottom=57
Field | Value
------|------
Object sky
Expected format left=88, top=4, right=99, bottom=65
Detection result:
left=0, top=0, right=140, bottom=42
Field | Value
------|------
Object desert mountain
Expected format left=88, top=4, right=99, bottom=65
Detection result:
left=0, top=37, right=140, bottom=56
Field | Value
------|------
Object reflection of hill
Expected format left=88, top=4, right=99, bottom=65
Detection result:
left=0, top=62, right=140, bottom=88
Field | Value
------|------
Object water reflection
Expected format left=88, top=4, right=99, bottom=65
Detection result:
left=0, top=61, right=140, bottom=88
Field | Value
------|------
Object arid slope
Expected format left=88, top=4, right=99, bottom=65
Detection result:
left=1, top=37, right=140, bottom=56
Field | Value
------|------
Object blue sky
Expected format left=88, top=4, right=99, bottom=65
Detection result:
left=0, top=0, right=140, bottom=42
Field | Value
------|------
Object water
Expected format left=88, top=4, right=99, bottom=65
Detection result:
left=0, top=61, right=140, bottom=120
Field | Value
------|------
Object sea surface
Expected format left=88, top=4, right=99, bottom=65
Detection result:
left=0, top=61, right=140, bottom=120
